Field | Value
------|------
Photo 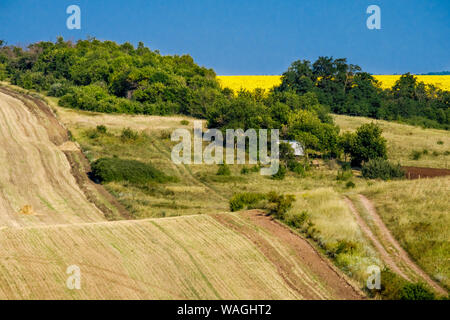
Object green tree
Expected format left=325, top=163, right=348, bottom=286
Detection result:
left=349, top=123, right=387, bottom=166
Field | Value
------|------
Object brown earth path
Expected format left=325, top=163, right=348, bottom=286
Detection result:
left=346, top=195, right=447, bottom=296
left=213, top=210, right=364, bottom=300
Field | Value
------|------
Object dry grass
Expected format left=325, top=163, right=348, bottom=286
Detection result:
left=334, top=114, right=450, bottom=168
left=41, top=98, right=450, bottom=295
left=54, top=103, right=350, bottom=219
left=0, top=213, right=342, bottom=299
left=360, top=177, right=450, bottom=289
left=288, top=188, right=379, bottom=285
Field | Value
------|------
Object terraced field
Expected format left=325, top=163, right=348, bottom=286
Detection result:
left=0, top=213, right=362, bottom=300
left=0, top=88, right=362, bottom=300
left=0, top=89, right=107, bottom=227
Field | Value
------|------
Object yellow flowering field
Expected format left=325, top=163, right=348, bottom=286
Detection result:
left=373, top=75, right=450, bottom=90
left=217, top=76, right=282, bottom=92
left=217, top=75, right=450, bottom=92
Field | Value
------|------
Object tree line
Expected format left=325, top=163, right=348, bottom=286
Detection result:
left=0, top=38, right=447, bottom=168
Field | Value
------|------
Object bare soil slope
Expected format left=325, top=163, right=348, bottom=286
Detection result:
left=0, top=214, right=362, bottom=299
left=0, top=88, right=363, bottom=299
left=0, top=90, right=106, bottom=227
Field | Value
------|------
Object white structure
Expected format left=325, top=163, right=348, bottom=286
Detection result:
left=279, top=140, right=304, bottom=157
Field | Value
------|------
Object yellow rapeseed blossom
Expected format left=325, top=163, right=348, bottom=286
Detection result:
left=217, top=75, right=450, bottom=92
left=373, top=75, right=450, bottom=90
left=217, top=76, right=282, bottom=92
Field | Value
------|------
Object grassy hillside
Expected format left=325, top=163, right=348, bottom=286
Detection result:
left=334, top=114, right=450, bottom=168
left=360, top=177, right=450, bottom=289
left=1, top=84, right=448, bottom=299
left=52, top=99, right=449, bottom=294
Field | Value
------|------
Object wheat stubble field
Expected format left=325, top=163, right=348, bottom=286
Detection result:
left=0, top=88, right=362, bottom=300
left=0, top=90, right=106, bottom=227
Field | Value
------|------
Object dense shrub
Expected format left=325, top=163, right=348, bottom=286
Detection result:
left=287, top=159, right=307, bottom=176
left=240, top=165, right=260, bottom=175
left=286, top=211, right=310, bottom=229
left=378, top=270, right=437, bottom=300
left=361, top=158, right=405, bottom=180
left=265, top=191, right=295, bottom=219
left=48, top=82, right=72, bottom=97
left=120, top=127, right=139, bottom=141
left=344, top=123, right=388, bottom=167
left=378, top=269, right=408, bottom=300
left=229, top=192, right=265, bottom=212
left=96, top=125, right=107, bottom=134
left=399, top=283, right=435, bottom=300
left=229, top=191, right=295, bottom=217
left=216, top=164, right=231, bottom=176
left=410, top=150, right=423, bottom=160
left=91, top=157, right=173, bottom=184
left=345, top=181, right=356, bottom=188
left=271, top=164, right=287, bottom=180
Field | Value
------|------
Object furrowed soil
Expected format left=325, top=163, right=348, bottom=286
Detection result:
left=0, top=88, right=363, bottom=300
left=0, top=214, right=363, bottom=299
left=0, top=89, right=107, bottom=227
left=402, top=166, right=450, bottom=179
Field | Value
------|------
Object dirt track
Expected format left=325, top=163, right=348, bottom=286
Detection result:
left=346, top=195, right=447, bottom=296
left=0, top=88, right=365, bottom=300
left=0, top=90, right=106, bottom=227
left=213, top=211, right=364, bottom=300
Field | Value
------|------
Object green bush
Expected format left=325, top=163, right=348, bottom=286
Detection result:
left=229, top=192, right=265, bottom=212
left=241, top=166, right=260, bottom=175
left=271, top=164, right=287, bottom=180
left=437, top=140, right=444, bottom=145
left=180, top=120, right=189, bottom=125
left=216, top=164, right=231, bottom=176
left=286, top=211, right=310, bottom=229
left=287, top=160, right=306, bottom=176
left=362, top=158, right=405, bottom=180
left=346, top=123, right=388, bottom=167
left=229, top=191, right=295, bottom=217
left=410, top=150, right=422, bottom=160
left=266, top=191, right=295, bottom=219
left=345, top=181, right=356, bottom=189
left=48, top=82, right=73, bottom=97
left=399, top=283, right=435, bottom=300
left=240, top=167, right=250, bottom=175
left=96, top=125, right=107, bottom=134
left=91, top=157, right=173, bottom=184
left=121, top=127, right=139, bottom=141
left=334, top=240, right=358, bottom=255
left=378, top=269, right=408, bottom=300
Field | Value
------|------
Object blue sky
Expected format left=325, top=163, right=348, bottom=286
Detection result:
left=0, top=0, right=448, bottom=75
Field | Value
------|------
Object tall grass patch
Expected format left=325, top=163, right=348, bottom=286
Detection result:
left=362, top=177, right=450, bottom=289
left=91, top=157, right=175, bottom=184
